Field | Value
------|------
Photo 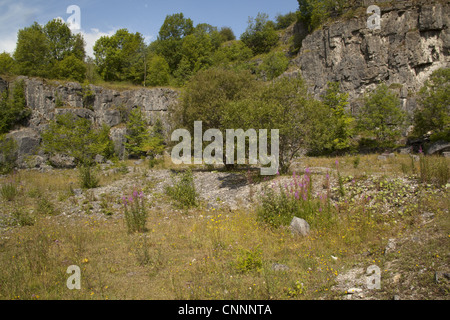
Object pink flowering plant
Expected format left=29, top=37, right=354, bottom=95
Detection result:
left=256, top=168, right=335, bottom=228
left=122, top=189, right=148, bottom=233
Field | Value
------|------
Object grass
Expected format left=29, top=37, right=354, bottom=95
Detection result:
left=0, top=154, right=448, bottom=300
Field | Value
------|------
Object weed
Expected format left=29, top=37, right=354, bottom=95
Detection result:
left=165, top=169, right=199, bottom=209
left=234, top=248, right=263, bottom=274
left=123, top=190, right=148, bottom=233
left=78, top=165, right=99, bottom=189
left=36, top=197, right=57, bottom=216
left=1, top=181, right=19, bottom=201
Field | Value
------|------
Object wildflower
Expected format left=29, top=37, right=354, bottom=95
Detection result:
left=139, top=192, right=144, bottom=198
left=133, top=190, right=138, bottom=199
left=295, top=191, right=299, bottom=200
left=419, top=146, right=423, bottom=154
left=305, top=167, right=310, bottom=175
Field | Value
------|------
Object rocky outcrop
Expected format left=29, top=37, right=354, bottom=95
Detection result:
left=17, top=76, right=179, bottom=133
left=1, top=76, right=179, bottom=165
left=290, top=0, right=450, bottom=113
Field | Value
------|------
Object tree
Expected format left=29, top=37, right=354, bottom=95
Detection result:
left=146, top=54, right=170, bottom=87
left=413, top=68, right=450, bottom=140
left=241, top=13, right=279, bottom=55
left=93, top=29, right=145, bottom=83
left=219, top=27, right=236, bottom=42
left=41, top=113, right=114, bottom=165
left=211, top=41, right=253, bottom=69
left=155, top=13, right=194, bottom=73
left=298, top=0, right=349, bottom=32
left=54, top=54, right=87, bottom=83
left=125, top=107, right=150, bottom=158
left=0, top=80, right=31, bottom=134
left=275, top=12, right=298, bottom=30
left=0, top=52, right=15, bottom=74
left=357, top=83, right=406, bottom=147
left=321, top=81, right=354, bottom=152
left=223, top=75, right=333, bottom=172
left=14, top=22, right=49, bottom=77
left=14, top=19, right=86, bottom=81
left=257, top=51, right=290, bottom=80
left=173, top=68, right=258, bottom=134
left=44, top=18, right=84, bottom=62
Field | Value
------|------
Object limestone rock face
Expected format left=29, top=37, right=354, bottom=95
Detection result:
left=290, top=1, right=450, bottom=113
left=0, top=76, right=179, bottom=164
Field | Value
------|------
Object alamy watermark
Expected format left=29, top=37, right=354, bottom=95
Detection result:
left=367, top=5, right=381, bottom=30
left=171, top=122, right=280, bottom=176
left=66, top=265, right=81, bottom=290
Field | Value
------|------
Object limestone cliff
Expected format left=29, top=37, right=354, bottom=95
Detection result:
left=0, top=76, right=178, bottom=165
left=289, top=0, right=449, bottom=113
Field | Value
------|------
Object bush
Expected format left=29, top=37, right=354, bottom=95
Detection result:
left=1, top=180, right=19, bottom=202
left=122, top=190, right=148, bottom=233
left=0, top=135, right=18, bottom=174
left=165, top=169, right=198, bottom=209
left=241, top=13, right=279, bottom=55
left=0, top=80, right=31, bottom=134
left=275, top=12, right=298, bottom=30
left=42, top=113, right=115, bottom=165
left=78, top=165, right=100, bottom=189
left=257, top=51, right=290, bottom=80
left=356, top=83, right=406, bottom=148
left=234, top=248, right=263, bottom=273
left=413, top=68, right=450, bottom=139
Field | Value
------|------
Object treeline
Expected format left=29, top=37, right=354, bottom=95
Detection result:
left=0, top=11, right=298, bottom=87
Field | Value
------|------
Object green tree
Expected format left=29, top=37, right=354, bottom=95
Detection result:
left=44, top=19, right=85, bottom=62
left=257, top=51, right=290, bottom=80
left=41, top=113, right=114, bottom=165
left=275, top=12, right=298, bottom=30
left=146, top=54, right=170, bottom=87
left=125, top=107, right=150, bottom=158
left=241, top=13, right=279, bottom=55
left=223, top=75, right=333, bottom=172
left=219, top=27, right=236, bottom=42
left=0, top=80, right=31, bottom=134
left=322, top=81, right=354, bottom=152
left=211, top=41, right=253, bottom=69
left=14, top=22, right=50, bottom=77
left=93, top=29, right=146, bottom=83
left=173, top=67, right=258, bottom=134
left=298, top=0, right=349, bottom=32
left=357, top=83, right=406, bottom=147
left=413, top=68, right=450, bottom=141
left=54, top=55, right=87, bottom=83
left=0, top=52, right=15, bottom=74
left=155, top=13, right=194, bottom=73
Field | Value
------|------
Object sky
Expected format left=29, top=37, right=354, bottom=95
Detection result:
left=0, top=0, right=299, bottom=57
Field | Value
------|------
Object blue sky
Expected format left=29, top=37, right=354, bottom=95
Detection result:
left=0, top=0, right=299, bottom=57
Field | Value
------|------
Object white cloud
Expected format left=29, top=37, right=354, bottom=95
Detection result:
left=0, top=0, right=41, bottom=53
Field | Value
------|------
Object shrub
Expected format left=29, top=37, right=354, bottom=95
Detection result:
left=1, top=180, right=19, bottom=202
left=241, top=13, right=279, bottom=55
left=234, top=247, right=263, bottom=273
left=356, top=83, right=406, bottom=148
left=165, top=169, right=199, bottom=209
left=122, top=190, right=148, bottom=233
left=78, top=165, right=100, bottom=189
left=36, top=197, right=57, bottom=216
left=0, top=135, right=18, bottom=174
left=0, top=80, right=31, bottom=134
left=12, top=207, right=35, bottom=227
left=42, top=113, right=114, bottom=165
left=413, top=68, right=450, bottom=139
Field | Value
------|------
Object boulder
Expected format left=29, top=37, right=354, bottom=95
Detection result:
left=290, top=217, right=310, bottom=236
left=49, top=154, right=76, bottom=169
left=427, top=141, right=450, bottom=155
left=7, top=128, right=41, bottom=165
